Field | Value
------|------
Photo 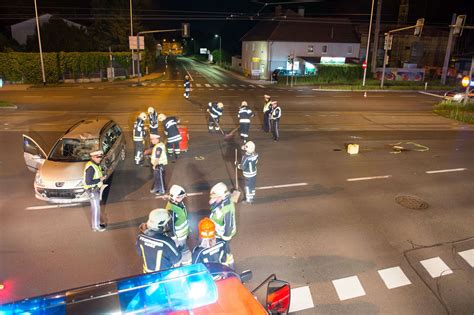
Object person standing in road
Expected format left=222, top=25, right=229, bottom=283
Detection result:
left=192, top=217, right=227, bottom=265
left=207, top=101, right=224, bottom=133
left=270, top=101, right=281, bottom=141
left=83, top=150, right=107, bottom=232
left=136, top=208, right=182, bottom=273
left=148, top=106, right=159, bottom=136
left=166, top=185, right=192, bottom=265
left=209, top=182, right=236, bottom=268
left=238, top=101, right=255, bottom=143
left=262, top=95, right=272, bottom=133
left=237, top=141, right=259, bottom=204
left=184, top=75, right=191, bottom=99
left=133, top=112, right=147, bottom=165
left=158, top=113, right=182, bottom=162
left=150, top=134, right=167, bottom=195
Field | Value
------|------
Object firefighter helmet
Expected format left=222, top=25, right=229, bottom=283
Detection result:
left=148, top=107, right=155, bottom=114
left=169, top=184, right=186, bottom=200
left=158, top=113, right=167, bottom=122
left=217, top=102, right=224, bottom=109
left=240, top=101, right=248, bottom=107
left=198, top=217, right=216, bottom=239
left=139, top=112, right=147, bottom=120
left=210, top=182, right=229, bottom=198
left=147, top=208, right=170, bottom=231
left=242, top=141, right=255, bottom=154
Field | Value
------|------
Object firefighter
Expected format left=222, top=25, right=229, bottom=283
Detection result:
left=133, top=112, right=147, bottom=165
left=166, top=185, right=192, bottom=265
left=192, top=217, right=227, bottom=265
left=136, top=208, right=181, bottom=273
left=83, top=150, right=107, bottom=232
left=270, top=101, right=281, bottom=141
left=238, top=101, right=255, bottom=143
left=184, top=75, right=191, bottom=99
left=207, top=101, right=224, bottom=132
left=150, top=134, right=167, bottom=195
left=209, top=182, right=236, bottom=267
left=262, top=95, right=272, bottom=133
left=148, top=106, right=159, bottom=136
left=237, top=141, right=259, bottom=204
left=158, top=113, right=182, bottom=162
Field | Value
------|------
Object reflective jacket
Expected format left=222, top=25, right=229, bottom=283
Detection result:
left=263, top=101, right=272, bottom=114
left=166, top=200, right=190, bottom=242
left=133, top=118, right=145, bottom=141
left=239, top=153, right=258, bottom=178
left=208, top=102, right=223, bottom=119
left=238, top=106, right=254, bottom=124
left=163, top=117, right=182, bottom=143
left=83, top=161, right=103, bottom=189
left=271, top=106, right=281, bottom=120
left=151, top=142, right=167, bottom=167
left=192, top=240, right=227, bottom=264
left=210, top=196, right=236, bottom=241
left=148, top=111, right=158, bottom=131
left=136, top=229, right=181, bottom=273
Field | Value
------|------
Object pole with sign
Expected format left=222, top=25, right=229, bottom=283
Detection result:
left=463, top=56, right=473, bottom=105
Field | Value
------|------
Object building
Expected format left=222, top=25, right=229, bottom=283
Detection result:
left=11, top=14, right=84, bottom=46
left=240, top=10, right=360, bottom=80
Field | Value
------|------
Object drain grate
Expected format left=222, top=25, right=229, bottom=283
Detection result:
left=395, top=195, right=429, bottom=210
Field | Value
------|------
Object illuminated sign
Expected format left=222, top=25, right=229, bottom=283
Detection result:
left=252, top=57, right=261, bottom=62
left=200, top=48, right=208, bottom=54
left=320, top=57, right=346, bottom=64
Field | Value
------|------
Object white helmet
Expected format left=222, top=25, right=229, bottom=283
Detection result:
left=158, top=113, right=167, bottom=122
left=147, top=208, right=170, bottom=231
left=148, top=107, right=155, bottom=114
left=242, top=141, right=255, bottom=154
left=169, top=184, right=186, bottom=199
left=139, top=112, right=147, bottom=120
left=210, top=182, right=229, bottom=198
left=217, top=102, right=224, bottom=109
left=240, top=101, right=248, bottom=107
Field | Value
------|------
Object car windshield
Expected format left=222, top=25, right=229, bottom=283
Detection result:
left=49, top=138, right=100, bottom=162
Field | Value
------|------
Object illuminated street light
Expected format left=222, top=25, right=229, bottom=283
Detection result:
left=214, top=34, right=221, bottom=66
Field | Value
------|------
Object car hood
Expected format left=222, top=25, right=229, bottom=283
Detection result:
left=39, top=160, right=86, bottom=183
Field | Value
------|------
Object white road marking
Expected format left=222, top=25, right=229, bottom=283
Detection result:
left=196, top=83, right=202, bottom=87
left=87, top=87, right=94, bottom=90
left=347, top=175, right=391, bottom=182
left=289, top=286, right=314, bottom=312
left=420, top=257, right=453, bottom=278
left=213, top=84, right=220, bottom=87
left=258, top=85, right=265, bottom=88
left=458, top=249, right=474, bottom=267
left=205, top=83, right=211, bottom=87
left=378, top=266, right=412, bottom=289
left=26, top=203, right=82, bottom=210
left=425, top=168, right=466, bottom=174
left=332, top=276, right=366, bottom=301
left=240, top=84, right=246, bottom=87
left=52, top=96, right=73, bottom=98
left=91, top=96, right=112, bottom=98
left=248, top=84, right=255, bottom=88
left=256, top=182, right=308, bottom=190
left=223, top=84, right=228, bottom=87
left=419, top=91, right=444, bottom=98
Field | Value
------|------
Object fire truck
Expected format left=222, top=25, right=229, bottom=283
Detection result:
left=0, top=263, right=290, bottom=314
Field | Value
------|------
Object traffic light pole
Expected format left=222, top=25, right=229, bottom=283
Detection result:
left=463, top=56, right=473, bottom=106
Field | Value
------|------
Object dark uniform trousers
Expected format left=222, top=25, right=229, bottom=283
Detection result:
left=271, top=118, right=280, bottom=141
left=244, top=175, right=256, bottom=202
left=240, top=124, right=250, bottom=142
left=263, top=110, right=272, bottom=132
left=152, top=165, right=165, bottom=194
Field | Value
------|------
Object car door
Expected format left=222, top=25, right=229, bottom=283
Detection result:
left=100, top=125, right=119, bottom=174
left=22, top=135, right=47, bottom=172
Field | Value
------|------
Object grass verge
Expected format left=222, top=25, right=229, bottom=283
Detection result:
left=433, top=101, right=474, bottom=124
left=0, top=100, right=13, bottom=107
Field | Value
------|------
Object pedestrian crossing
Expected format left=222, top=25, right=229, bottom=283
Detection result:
left=288, top=248, right=474, bottom=313
left=138, top=82, right=268, bottom=90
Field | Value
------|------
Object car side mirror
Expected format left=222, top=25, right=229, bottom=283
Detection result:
left=239, top=270, right=252, bottom=283
left=266, top=279, right=290, bottom=314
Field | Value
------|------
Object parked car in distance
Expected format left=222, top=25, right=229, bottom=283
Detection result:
left=443, top=89, right=474, bottom=102
left=272, top=69, right=299, bottom=81
left=23, top=119, right=126, bottom=203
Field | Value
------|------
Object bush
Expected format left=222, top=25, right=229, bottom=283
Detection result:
left=433, top=101, right=474, bottom=123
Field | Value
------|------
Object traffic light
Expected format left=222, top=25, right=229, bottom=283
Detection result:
left=287, top=55, right=292, bottom=64
left=182, top=23, right=190, bottom=38
left=414, top=18, right=424, bottom=36
left=453, top=15, right=466, bottom=36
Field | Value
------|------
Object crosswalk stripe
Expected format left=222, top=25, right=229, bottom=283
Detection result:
left=458, top=249, right=474, bottom=267
left=205, top=84, right=211, bottom=87
left=332, top=275, right=366, bottom=301
left=231, top=84, right=237, bottom=87
left=248, top=84, right=255, bottom=88
left=377, top=266, right=411, bottom=289
left=258, top=84, right=265, bottom=88
left=420, top=257, right=453, bottom=278
left=223, top=84, right=228, bottom=87
left=240, top=84, right=246, bottom=87
left=213, top=84, right=220, bottom=87
left=289, top=286, right=314, bottom=312
left=159, top=83, right=165, bottom=86
left=196, top=83, right=202, bottom=87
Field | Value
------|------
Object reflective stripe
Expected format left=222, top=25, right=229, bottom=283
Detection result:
left=133, top=136, right=143, bottom=141
left=239, top=119, right=251, bottom=123
left=243, top=171, right=257, bottom=177
left=151, top=143, right=167, bottom=166
left=168, top=134, right=182, bottom=142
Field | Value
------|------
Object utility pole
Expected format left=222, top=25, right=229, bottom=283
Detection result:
left=362, top=0, right=375, bottom=86
left=130, top=0, right=135, bottom=77
left=463, top=56, right=473, bottom=106
left=371, top=0, right=382, bottom=74
left=33, top=0, right=46, bottom=85
left=441, top=14, right=456, bottom=85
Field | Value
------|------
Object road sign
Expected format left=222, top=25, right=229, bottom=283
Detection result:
left=182, top=23, right=190, bottom=38
left=129, top=36, right=145, bottom=50
left=461, top=76, right=470, bottom=87
left=453, top=15, right=467, bottom=36
left=200, top=48, right=207, bottom=54
left=384, top=34, right=393, bottom=50
left=362, top=61, right=367, bottom=69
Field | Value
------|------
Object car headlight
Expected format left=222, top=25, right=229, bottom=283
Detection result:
left=453, top=93, right=463, bottom=100
left=35, top=172, right=44, bottom=186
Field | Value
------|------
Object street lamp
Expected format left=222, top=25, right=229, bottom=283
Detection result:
left=130, top=0, right=135, bottom=76
left=33, top=0, right=46, bottom=85
left=362, top=0, right=375, bottom=87
left=214, top=34, right=221, bottom=66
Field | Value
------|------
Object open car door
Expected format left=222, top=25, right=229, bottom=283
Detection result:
left=23, top=135, right=47, bottom=172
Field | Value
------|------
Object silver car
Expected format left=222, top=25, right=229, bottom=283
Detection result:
left=23, top=119, right=126, bottom=203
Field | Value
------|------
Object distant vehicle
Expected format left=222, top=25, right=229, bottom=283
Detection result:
left=22, top=119, right=126, bottom=203
left=271, top=69, right=298, bottom=81
left=0, top=263, right=291, bottom=315
left=443, top=89, right=474, bottom=102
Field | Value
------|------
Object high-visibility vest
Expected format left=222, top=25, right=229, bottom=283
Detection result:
left=83, top=161, right=103, bottom=189
left=263, top=101, right=272, bottom=113
left=210, top=197, right=236, bottom=241
left=166, top=201, right=190, bottom=241
left=151, top=142, right=168, bottom=166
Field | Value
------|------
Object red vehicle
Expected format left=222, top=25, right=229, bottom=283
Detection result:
left=0, top=263, right=290, bottom=314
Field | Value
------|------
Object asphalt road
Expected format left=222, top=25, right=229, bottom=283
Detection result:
left=0, top=57, right=473, bottom=314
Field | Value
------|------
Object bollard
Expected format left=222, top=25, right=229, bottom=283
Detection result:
left=424, top=82, right=428, bottom=90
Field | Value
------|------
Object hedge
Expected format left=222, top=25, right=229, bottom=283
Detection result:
left=0, top=52, right=148, bottom=83
left=289, top=64, right=363, bottom=84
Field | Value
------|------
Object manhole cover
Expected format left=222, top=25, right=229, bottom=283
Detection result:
left=395, top=195, right=429, bottom=210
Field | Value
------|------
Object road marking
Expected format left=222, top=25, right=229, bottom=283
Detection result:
left=91, top=96, right=112, bottom=98
left=332, top=275, right=366, bottom=301
left=195, top=83, right=202, bottom=87
left=347, top=175, right=391, bottom=182
left=419, top=91, right=444, bottom=98
left=331, top=95, right=350, bottom=98
left=240, top=84, right=246, bottom=87
left=257, top=84, right=265, bottom=88
left=420, top=257, right=453, bottom=278
left=223, top=84, right=228, bottom=87
left=52, top=96, right=73, bottom=98
left=425, top=168, right=466, bottom=174
left=213, top=84, right=220, bottom=87
left=378, top=266, right=411, bottom=289
left=205, top=83, right=211, bottom=87
left=26, top=203, right=82, bottom=210
left=256, top=182, right=308, bottom=190
left=23, top=96, right=42, bottom=98
left=87, top=87, right=94, bottom=90
left=248, top=84, right=255, bottom=88
left=289, top=286, right=314, bottom=312
left=458, top=249, right=474, bottom=267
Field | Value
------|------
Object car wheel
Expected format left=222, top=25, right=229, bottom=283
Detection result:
left=120, top=146, right=126, bottom=161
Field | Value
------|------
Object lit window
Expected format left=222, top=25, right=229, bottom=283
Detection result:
left=308, top=45, right=314, bottom=53
left=322, top=45, right=328, bottom=54
left=347, top=45, right=353, bottom=54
